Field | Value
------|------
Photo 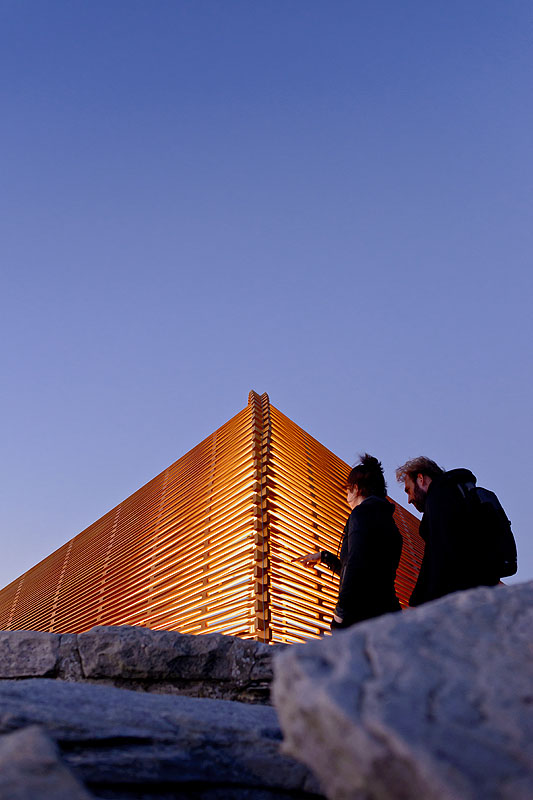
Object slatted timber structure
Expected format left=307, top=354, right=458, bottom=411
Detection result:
left=0, top=391, right=423, bottom=643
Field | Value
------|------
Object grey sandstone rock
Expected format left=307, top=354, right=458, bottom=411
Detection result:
left=0, top=628, right=60, bottom=677
left=0, top=677, right=323, bottom=799
left=77, top=625, right=276, bottom=702
left=57, top=632, right=84, bottom=681
left=0, top=625, right=277, bottom=703
left=273, top=581, right=533, bottom=800
left=0, top=725, right=93, bottom=799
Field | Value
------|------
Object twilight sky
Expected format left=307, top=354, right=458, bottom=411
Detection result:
left=1, top=0, right=531, bottom=590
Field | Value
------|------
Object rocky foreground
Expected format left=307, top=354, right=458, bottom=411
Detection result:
left=273, top=580, right=533, bottom=800
left=0, top=625, right=319, bottom=799
left=0, top=581, right=532, bottom=799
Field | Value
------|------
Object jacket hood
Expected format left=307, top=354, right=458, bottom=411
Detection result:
left=443, top=468, right=477, bottom=485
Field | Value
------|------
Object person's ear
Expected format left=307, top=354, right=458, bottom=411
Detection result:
left=418, top=474, right=432, bottom=491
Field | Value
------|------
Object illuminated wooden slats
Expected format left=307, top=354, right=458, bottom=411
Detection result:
left=0, top=391, right=423, bottom=642
left=0, top=403, right=254, bottom=634
left=267, top=477, right=342, bottom=518
left=262, top=404, right=423, bottom=642
left=141, top=426, right=256, bottom=635
left=8, top=544, right=70, bottom=631
left=269, top=443, right=347, bottom=488
left=148, top=538, right=253, bottom=587
left=267, top=500, right=340, bottom=549
left=165, top=562, right=252, bottom=601
left=0, top=577, right=24, bottom=629
left=157, top=460, right=254, bottom=517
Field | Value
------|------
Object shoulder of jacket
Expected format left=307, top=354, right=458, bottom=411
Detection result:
left=357, top=496, right=393, bottom=513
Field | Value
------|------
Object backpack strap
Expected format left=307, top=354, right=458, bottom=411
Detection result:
left=456, top=480, right=476, bottom=498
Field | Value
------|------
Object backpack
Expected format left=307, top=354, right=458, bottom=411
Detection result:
left=457, top=481, right=517, bottom=578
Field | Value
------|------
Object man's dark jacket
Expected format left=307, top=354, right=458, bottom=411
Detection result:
left=410, top=468, right=501, bottom=607
left=321, top=496, right=402, bottom=628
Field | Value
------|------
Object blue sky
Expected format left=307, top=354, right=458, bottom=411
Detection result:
left=1, top=0, right=531, bottom=590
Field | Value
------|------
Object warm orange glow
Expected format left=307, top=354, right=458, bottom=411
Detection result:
left=0, top=391, right=423, bottom=642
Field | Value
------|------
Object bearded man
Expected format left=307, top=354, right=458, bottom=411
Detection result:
left=396, top=457, right=501, bottom=606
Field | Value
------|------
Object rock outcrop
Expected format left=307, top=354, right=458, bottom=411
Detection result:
left=0, top=625, right=321, bottom=798
left=0, top=625, right=276, bottom=703
left=273, top=581, right=533, bottom=800
left=0, top=678, right=322, bottom=799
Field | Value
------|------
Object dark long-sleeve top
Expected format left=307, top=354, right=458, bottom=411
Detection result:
left=321, top=496, right=402, bottom=627
left=409, top=468, right=501, bottom=607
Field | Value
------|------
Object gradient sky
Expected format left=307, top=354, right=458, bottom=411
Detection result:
left=1, top=0, right=531, bottom=591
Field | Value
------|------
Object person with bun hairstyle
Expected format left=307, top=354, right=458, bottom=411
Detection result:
left=297, top=454, right=403, bottom=629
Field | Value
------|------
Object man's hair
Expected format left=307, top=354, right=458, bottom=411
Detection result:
left=395, top=457, right=444, bottom=484
left=347, top=454, right=387, bottom=498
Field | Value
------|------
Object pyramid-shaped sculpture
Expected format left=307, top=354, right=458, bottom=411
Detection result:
left=0, top=392, right=423, bottom=643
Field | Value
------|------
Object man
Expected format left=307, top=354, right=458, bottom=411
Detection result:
left=396, top=457, right=501, bottom=606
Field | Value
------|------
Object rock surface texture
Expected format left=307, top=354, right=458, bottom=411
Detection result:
left=0, top=626, right=321, bottom=798
left=0, top=625, right=276, bottom=703
left=273, top=581, right=533, bottom=800
left=0, top=678, right=322, bottom=799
